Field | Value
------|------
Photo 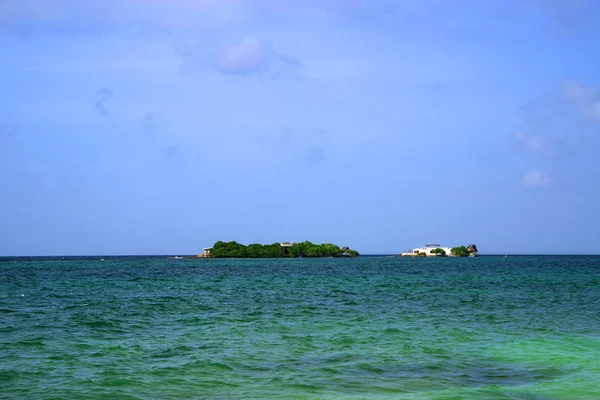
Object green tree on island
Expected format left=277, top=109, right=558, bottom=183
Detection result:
left=430, top=248, right=446, bottom=256
left=450, top=246, right=470, bottom=257
left=207, top=241, right=359, bottom=258
left=343, top=249, right=360, bottom=257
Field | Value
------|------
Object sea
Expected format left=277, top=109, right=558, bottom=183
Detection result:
left=1, top=255, right=599, bottom=399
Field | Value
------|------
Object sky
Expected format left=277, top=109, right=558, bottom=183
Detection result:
left=1, top=0, right=600, bottom=255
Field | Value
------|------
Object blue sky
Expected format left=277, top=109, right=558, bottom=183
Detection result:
left=1, top=0, right=600, bottom=255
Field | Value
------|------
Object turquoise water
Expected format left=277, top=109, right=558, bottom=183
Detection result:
left=1, top=256, right=600, bottom=399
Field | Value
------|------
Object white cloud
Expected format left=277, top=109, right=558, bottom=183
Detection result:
left=522, top=170, right=552, bottom=188
left=514, top=131, right=556, bottom=155
left=563, top=80, right=600, bottom=122
left=177, top=37, right=302, bottom=76
left=222, top=38, right=266, bottom=73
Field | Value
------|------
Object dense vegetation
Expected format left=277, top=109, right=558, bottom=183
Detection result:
left=208, top=241, right=360, bottom=258
left=450, top=246, right=470, bottom=257
left=211, top=241, right=281, bottom=258
left=430, top=248, right=447, bottom=256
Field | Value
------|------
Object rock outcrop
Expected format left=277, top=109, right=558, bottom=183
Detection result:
left=467, top=244, right=478, bottom=255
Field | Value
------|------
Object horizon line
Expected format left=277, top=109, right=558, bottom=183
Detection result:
left=1, top=253, right=599, bottom=258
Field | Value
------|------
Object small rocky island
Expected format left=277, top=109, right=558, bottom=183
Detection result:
left=198, top=241, right=360, bottom=258
left=400, top=244, right=479, bottom=257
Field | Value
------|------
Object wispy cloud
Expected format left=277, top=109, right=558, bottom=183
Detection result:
left=0, top=0, right=413, bottom=38
left=563, top=81, right=600, bottom=122
left=0, top=122, right=11, bottom=136
left=522, top=170, right=552, bottom=188
left=142, top=112, right=159, bottom=136
left=515, top=80, right=600, bottom=157
left=222, top=37, right=301, bottom=75
left=0, top=122, right=18, bottom=144
left=524, top=0, right=596, bottom=32
left=306, top=145, right=326, bottom=168
left=177, top=37, right=302, bottom=77
left=163, top=145, right=178, bottom=159
left=2, top=0, right=590, bottom=37
left=94, top=87, right=114, bottom=117
left=513, top=80, right=600, bottom=188
left=514, top=131, right=557, bottom=155
left=0, top=0, right=251, bottom=34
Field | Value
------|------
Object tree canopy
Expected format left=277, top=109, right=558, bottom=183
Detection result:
left=450, top=246, right=470, bottom=257
left=207, top=241, right=360, bottom=258
left=430, top=248, right=446, bottom=256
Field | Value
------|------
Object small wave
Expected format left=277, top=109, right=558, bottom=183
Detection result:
left=184, top=360, right=235, bottom=371
left=81, top=320, right=123, bottom=330
left=356, top=363, right=385, bottom=373
left=63, top=303, right=90, bottom=310
left=206, top=361, right=236, bottom=371
left=281, top=382, right=321, bottom=390
left=150, top=346, right=195, bottom=359
left=15, top=340, right=45, bottom=347
left=47, top=354, right=69, bottom=361
left=332, top=289, right=358, bottom=296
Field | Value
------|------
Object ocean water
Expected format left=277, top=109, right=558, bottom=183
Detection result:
left=1, top=256, right=599, bottom=399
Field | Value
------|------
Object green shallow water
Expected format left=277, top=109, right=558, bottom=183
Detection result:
left=1, top=256, right=599, bottom=399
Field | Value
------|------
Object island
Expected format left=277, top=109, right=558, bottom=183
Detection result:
left=399, top=244, right=479, bottom=257
left=197, top=241, right=360, bottom=258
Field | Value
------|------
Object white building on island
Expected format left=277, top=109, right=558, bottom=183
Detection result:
left=198, top=248, right=213, bottom=258
left=400, top=244, right=453, bottom=257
